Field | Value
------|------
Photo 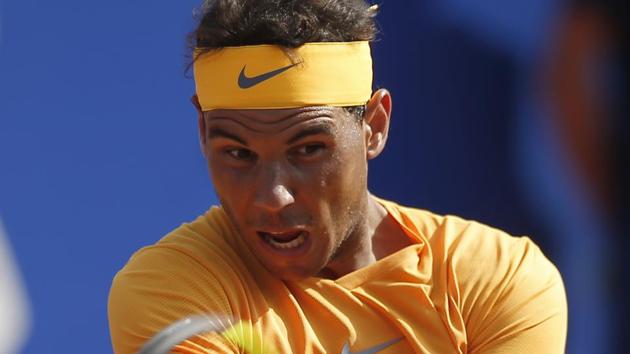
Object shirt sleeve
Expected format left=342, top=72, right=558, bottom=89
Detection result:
left=108, top=245, right=238, bottom=354
left=447, top=222, right=567, bottom=354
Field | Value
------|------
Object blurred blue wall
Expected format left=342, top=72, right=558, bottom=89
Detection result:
left=1, top=1, right=213, bottom=352
left=0, top=1, right=613, bottom=353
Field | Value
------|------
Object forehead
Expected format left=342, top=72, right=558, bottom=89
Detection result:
left=203, top=106, right=349, bottom=127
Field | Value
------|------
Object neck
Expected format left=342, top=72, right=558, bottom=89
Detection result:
left=318, top=194, right=390, bottom=279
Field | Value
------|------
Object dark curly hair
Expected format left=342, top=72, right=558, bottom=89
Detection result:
left=189, top=0, right=379, bottom=118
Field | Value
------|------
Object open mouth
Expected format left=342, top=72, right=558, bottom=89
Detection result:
left=258, top=230, right=307, bottom=250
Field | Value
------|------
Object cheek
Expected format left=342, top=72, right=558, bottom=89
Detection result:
left=292, top=156, right=345, bottom=197
left=303, top=148, right=367, bottom=222
left=303, top=139, right=366, bottom=192
left=328, top=146, right=369, bottom=219
left=327, top=143, right=367, bottom=191
left=207, top=158, right=250, bottom=205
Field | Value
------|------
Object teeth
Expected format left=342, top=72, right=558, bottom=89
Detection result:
left=265, top=232, right=305, bottom=250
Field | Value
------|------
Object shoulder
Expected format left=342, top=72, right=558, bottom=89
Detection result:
left=112, top=206, right=243, bottom=289
left=393, top=203, right=567, bottom=352
left=435, top=218, right=567, bottom=352
left=108, top=207, right=249, bottom=354
left=392, top=202, right=560, bottom=289
left=426, top=213, right=563, bottom=300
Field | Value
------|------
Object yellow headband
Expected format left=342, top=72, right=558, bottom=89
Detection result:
left=193, top=41, right=373, bottom=111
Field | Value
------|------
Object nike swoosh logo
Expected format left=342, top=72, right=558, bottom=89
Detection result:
left=238, top=63, right=298, bottom=89
left=341, top=337, right=403, bottom=354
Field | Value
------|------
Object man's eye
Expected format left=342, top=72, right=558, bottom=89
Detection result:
left=225, top=148, right=256, bottom=161
left=295, top=143, right=325, bottom=156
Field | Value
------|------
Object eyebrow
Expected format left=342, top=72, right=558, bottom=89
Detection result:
left=207, top=127, right=248, bottom=146
left=286, top=124, right=335, bottom=145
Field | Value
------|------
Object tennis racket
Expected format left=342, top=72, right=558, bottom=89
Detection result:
left=137, top=314, right=232, bottom=354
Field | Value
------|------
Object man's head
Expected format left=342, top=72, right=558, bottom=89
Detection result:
left=192, top=0, right=377, bottom=50
left=191, top=0, right=392, bottom=280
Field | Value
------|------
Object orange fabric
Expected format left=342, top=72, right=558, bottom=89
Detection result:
left=108, top=199, right=567, bottom=353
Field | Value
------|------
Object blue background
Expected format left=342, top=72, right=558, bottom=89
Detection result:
left=0, top=0, right=616, bottom=353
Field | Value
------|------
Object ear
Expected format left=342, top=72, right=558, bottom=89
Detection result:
left=363, top=89, right=392, bottom=160
left=192, top=94, right=208, bottom=159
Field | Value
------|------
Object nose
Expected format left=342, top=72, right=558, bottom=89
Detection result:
left=252, top=164, right=295, bottom=212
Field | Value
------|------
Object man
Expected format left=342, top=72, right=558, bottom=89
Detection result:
left=108, top=1, right=567, bottom=353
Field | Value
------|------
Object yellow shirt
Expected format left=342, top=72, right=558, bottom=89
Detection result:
left=108, top=199, right=567, bottom=354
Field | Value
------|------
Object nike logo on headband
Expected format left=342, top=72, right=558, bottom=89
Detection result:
left=238, top=63, right=298, bottom=89
left=342, top=337, right=403, bottom=354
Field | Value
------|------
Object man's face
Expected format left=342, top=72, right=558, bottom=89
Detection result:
left=201, top=106, right=370, bottom=280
